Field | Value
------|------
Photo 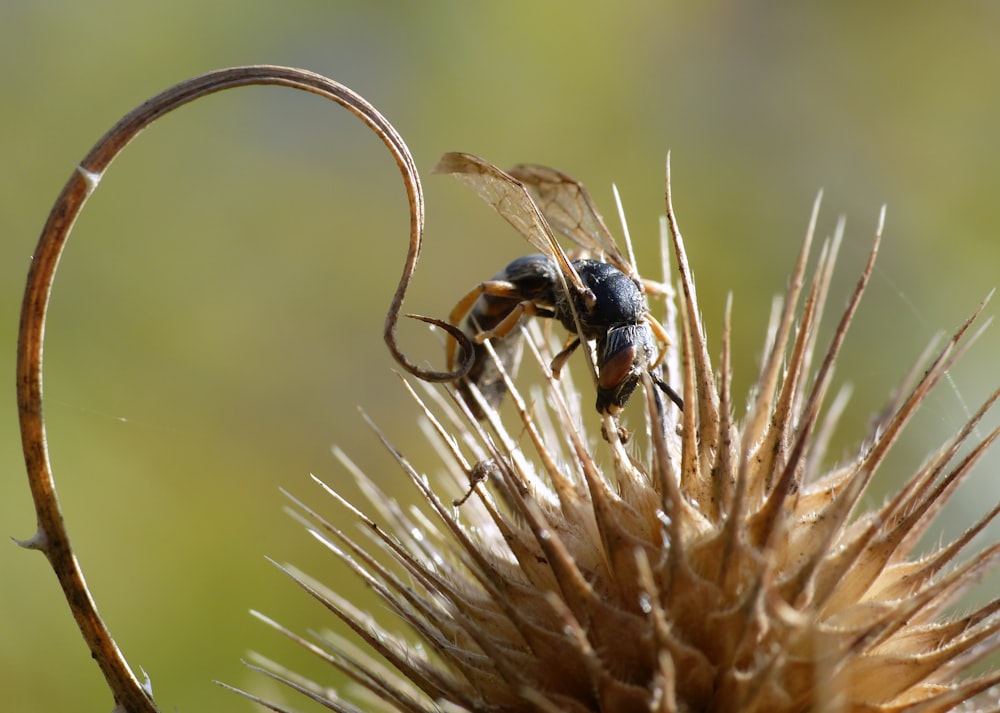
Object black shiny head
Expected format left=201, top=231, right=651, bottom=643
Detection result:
left=594, top=323, right=655, bottom=415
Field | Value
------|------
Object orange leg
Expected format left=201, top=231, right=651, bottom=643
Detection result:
left=446, top=280, right=533, bottom=369
left=449, top=280, right=522, bottom=325
left=474, top=301, right=540, bottom=343
left=645, top=313, right=672, bottom=369
left=640, top=277, right=670, bottom=297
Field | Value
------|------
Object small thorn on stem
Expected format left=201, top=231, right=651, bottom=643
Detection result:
left=12, top=530, right=47, bottom=551
left=76, top=164, right=104, bottom=194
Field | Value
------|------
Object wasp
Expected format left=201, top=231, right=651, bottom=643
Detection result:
left=434, top=153, right=683, bottom=421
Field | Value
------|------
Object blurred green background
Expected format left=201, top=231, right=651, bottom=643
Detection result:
left=3, top=2, right=1000, bottom=710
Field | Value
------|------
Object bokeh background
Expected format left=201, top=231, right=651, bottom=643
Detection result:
left=3, top=2, right=1000, bottom=710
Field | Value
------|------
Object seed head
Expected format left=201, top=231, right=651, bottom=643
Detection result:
left=244, top=195, right=1000, bottom=713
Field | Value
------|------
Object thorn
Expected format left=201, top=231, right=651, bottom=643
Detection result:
left=75, top=164, right=103, bottom=194
left=12, top=530, right=47, bottom=551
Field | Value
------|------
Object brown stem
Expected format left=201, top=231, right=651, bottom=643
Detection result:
left=15, top=64, right=471, bottom=713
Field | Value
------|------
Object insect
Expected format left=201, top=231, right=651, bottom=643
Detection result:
left=434, top=153, right=683, bottom=420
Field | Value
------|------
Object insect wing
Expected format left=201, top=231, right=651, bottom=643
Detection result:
left=507, top=164, right=632, bottom=276
left=433, top=152, right=586, bottom=294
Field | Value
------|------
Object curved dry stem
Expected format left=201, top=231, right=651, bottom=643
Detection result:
left=15, top=64, right=471, bottom=713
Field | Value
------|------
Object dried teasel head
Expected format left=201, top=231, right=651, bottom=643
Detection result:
left=242, top=176, right=1000, bottom=713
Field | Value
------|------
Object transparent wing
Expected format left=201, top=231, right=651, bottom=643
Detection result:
left=507, top=164, right=632, bottom=276
left=433, top=152, right=586, bottom=294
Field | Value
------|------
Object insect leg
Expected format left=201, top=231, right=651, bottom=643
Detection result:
left=446, top=280, right=530, bottom=370
left=473, top=300, right=543, bottom=344
left=549, top=335, right=581, bottom=378
left=644, top=313, right=672, bottom=369
left=640, top=277, right=671, bottom=297
left=652, top=373, right=684, bottom=411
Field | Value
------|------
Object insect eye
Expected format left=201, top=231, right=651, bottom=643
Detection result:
left=598, top=342, right=637, bottom=390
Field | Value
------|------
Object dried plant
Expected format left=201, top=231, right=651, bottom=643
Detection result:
left=15, top=66, right=1000, bottom=713
left=240, top=179, right=1000, bottom=712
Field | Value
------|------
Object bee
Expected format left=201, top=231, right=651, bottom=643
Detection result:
left=434, top=153, right=683, bottom=421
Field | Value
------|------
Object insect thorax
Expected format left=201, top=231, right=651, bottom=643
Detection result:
left=556, top=259, right=645, bottom=338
